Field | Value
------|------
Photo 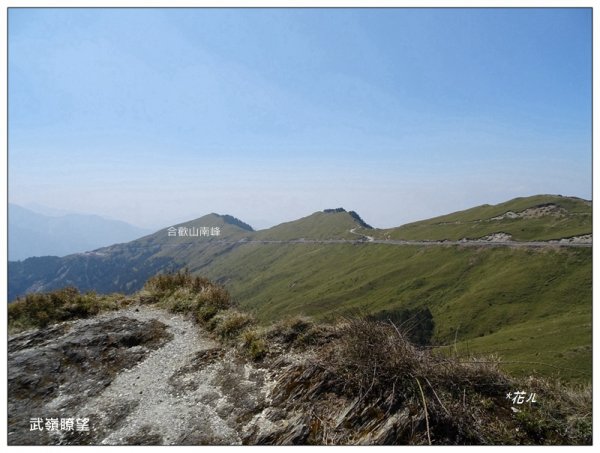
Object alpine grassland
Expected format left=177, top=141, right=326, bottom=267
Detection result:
left=360, top=195, right=591, bottom=241
left=200, top=243, right=591, bottom=383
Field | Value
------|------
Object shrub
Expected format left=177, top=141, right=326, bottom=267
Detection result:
left=142, top=269, right=213, bottom=301
left=141, top=270, right=232, bottom=321
left=162, top=287, right=199, bottom=313
left=212, top=310, right=256, bottom=340
left=326, top=317, right=510, bottom=402
left=268, top=316, right=592, bottom=445
left=242, top=328, right=268, bottom=361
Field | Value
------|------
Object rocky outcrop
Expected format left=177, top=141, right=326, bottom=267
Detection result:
left=8, top=313, right=172, bottom=445
left=489, top=204, right=568, bottom=221
left=9, top=305, right=419, bottom=446
left=555, top=234, right=592, bottom=244
left=479, top=232, right=513, bottom=242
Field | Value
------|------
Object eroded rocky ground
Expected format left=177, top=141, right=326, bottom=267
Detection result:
left=8, top=306, right=279, bottom=445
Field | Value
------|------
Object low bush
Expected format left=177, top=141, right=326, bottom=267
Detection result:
left=141, top=270, right=232, bottom=322
left=324, top=318, right=510, bottom=407
left=142, top=269, right=212, bottom=300
left=241, top=328, right=269, bottom=360
left=271, top=316, right=592, bottom=445
left=212, top=310, right=256, bottom=340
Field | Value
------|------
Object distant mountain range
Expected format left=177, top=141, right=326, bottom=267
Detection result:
left=8, top=195, right=591, bottom=300
left=8, top=204, right=152, bottom=261
left=7, top=195, right=592, bottom=381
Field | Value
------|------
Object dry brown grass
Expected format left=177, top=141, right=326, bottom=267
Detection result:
left=326, top=318, right=510, bottom=400
left=139, top=269, right=232, bottom=322
left=266, top=317, right=592, bottom=445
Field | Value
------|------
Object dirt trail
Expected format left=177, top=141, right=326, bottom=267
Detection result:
left=82, top=306, right=226, bottom=444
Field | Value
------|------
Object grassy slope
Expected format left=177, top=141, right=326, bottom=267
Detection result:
left=161, top=197, right=593, bottom=382
left=362, top=195, right=591, bottom=241
left=200, top=243, right=591, bottom=382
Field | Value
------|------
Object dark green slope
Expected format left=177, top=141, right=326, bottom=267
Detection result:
left=361, top=195, right=591, bottom=241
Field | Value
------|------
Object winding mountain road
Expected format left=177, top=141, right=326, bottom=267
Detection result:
left=349, top=227, right=375, bottom=242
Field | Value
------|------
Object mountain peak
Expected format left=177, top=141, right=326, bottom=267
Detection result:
left=347, top=211, right=372, bottom=229
left=215, top=214, right=254, bottom=232
left=254, top=208, right=372, bottom=240
left=168, top=213, right=253, bottom=232
left=321, top=208, right=372, bottom=229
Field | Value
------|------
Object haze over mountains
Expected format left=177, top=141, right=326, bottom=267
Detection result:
left=8, top=204, right=152, bottom=261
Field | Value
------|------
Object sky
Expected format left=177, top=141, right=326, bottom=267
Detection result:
left=8, top=8, right=592, bottom=230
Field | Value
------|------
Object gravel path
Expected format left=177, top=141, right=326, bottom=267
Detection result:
left=72, top=306, right=254, bottom=445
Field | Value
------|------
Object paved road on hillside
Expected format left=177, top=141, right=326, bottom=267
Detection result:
left=233, top=239, right=591, bottom=248
left=162, top=236, right=591, bottom=248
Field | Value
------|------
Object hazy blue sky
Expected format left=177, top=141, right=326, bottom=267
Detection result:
left=9, top=8, right=591, bottom=230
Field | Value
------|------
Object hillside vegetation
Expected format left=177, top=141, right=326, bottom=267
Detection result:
left=200, top=243, right=591, bottom=382
left=8, top=213, right=254, bottom=301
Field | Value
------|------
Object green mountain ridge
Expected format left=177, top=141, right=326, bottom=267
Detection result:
left=361, top=194, right=591, bottom=242
left=8, top=194, right=591, bottom=301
